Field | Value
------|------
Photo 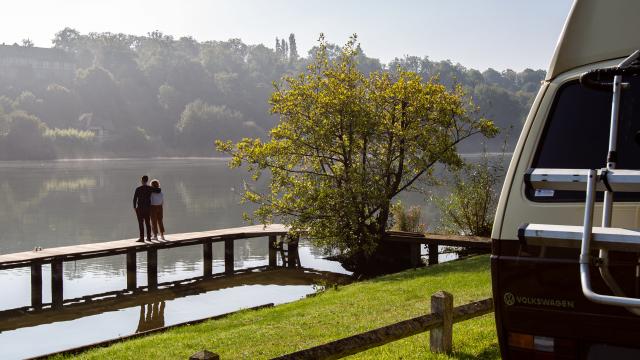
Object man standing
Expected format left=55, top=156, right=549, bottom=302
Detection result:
left=133, top=175, right=160, bottom=242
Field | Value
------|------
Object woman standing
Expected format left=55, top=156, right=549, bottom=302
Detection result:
left=150, top=179, right=165, bottom=240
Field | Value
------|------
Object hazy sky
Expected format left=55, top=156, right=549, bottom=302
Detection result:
left=2, top=0, right=573, bottom=71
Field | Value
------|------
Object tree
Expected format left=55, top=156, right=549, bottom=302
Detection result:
left=178, top=100, right=256, bottom=154
left=281, top=38, right=287, bottom=61
left=52, top=27, right=81, bottom=52
left=216, top=35, right=497, bottom=273
left=12, top=91, right=40, bottom=112
left=288, top=33, right=298, bottom=63
left=275, top=37, right=281, bottom=58
left=75, top=66, right=124, bottom=129
left=21, top=38, right=34, bottom=47
left=3, top=111, right=54, bottom=160
left=42, top=84, right=78, bottom=128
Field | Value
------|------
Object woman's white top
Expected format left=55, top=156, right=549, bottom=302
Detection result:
left=151, top=192, right=164, bottom=206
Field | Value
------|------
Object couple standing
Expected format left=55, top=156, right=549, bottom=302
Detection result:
left=133, top=175, right=166, bottom=242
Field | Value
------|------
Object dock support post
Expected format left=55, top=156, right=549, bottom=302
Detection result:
left=203, top=242, right=213, bottom=277
left=31, top=263, right=42, bottom=308
left=428, top=244, right=439, bottom=266
left=430, top=290, right=453, bottom=353
left=410, top=243, right=421, bottom=267
left=147, top=248, right=158, bottom=289
left=224, top=239, right=233, bottom=275
left=268, top=235, right=277, bottom=267
left=51, top=260, right=64, bottom=309
left=126, top=251, right=137, bottom=290
left=287, top=235, right=300, bottom=268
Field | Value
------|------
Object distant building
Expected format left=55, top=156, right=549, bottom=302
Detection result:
left=0, top=44, right=75, bottom=81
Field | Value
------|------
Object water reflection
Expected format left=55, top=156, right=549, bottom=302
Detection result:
left=136, top=301, right=166, bottom=333
left=0, top=158, right=437, bottom=359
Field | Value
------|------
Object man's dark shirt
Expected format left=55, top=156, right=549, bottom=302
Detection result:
left=133, top=184, right=161, bottom=209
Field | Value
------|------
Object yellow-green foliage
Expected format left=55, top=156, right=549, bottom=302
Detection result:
left=44, top=128, right=96, bottom=141
left=217, top=34, right=498, bottom=261
left=61, top=256, right=497, bottom=360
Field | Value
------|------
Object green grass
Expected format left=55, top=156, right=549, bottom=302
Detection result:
left=54, top=255, right=498, bottom=360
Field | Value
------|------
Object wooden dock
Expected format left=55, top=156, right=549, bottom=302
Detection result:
left=0, top=224, right=291, bottom=309
left=384, top=231, right=491, bottom=266
left=0, top=225, right=490, bottom=311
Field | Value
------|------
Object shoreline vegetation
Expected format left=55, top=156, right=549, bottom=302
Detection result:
left=1, top=29, right=542, bottom=161
left=0, top=152, right=513, bottom=164
left=52, top=255, right=497, bottom=360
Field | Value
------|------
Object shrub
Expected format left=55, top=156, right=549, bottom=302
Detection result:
left=389, top=201, right=425, bottom=233
left=434, top=152, right=504, bottom=237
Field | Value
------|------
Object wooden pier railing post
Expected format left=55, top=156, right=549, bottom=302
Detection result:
left=147, top=248, right=158, bottom=289
left=203, top=242, right=213, bottom=277
left=224, top=239, right=233, bottom=275
left=410, top=243, right=421, bottom=267
left=430, top=290, right=453, bottom=353
left=126, top=251, right=137, bottom=290
left=287, top=235, right=299, bottom=268
left=31, top=263, right=42, bottom=308
left=428, top=244, right=439, bottom=266
left=51, top=260, right=64, bottom=309
left=268, top=235, right=277, bottom=267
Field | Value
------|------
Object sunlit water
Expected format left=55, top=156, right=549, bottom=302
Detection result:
left=0, top=158, right=468, bottom=359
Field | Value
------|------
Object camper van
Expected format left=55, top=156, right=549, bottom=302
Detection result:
left=492, top=1, right=640, bottom=359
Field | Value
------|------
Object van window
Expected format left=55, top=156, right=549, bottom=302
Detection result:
left=529, top=78, right=640, bottom=202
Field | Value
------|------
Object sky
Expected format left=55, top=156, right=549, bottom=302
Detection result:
left=1, top=0, right=574, bottom=72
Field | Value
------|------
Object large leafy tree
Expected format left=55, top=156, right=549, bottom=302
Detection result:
left=217, top=35, right=497, bottom=270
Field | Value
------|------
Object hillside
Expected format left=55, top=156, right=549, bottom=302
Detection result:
left=0, top=29, right=544, bottom=160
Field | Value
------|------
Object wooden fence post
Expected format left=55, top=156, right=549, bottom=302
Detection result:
left=430, top=290, right=453, bottom=353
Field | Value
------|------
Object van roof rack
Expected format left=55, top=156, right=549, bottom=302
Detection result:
left=525, top=168, right=640, bottom=192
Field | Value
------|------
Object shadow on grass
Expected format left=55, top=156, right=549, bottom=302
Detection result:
left=369, top=255, right=490, bottom=284
left=452, top=343, right=500, bottom=359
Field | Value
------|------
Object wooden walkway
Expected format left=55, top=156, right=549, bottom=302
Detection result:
left=0, top=224, right=289, bottom=270
left=0, top=224, right=291, bottom=309
left=0, top=225, right=489, bottom=310
left=385, top=231, right=491, bottom=266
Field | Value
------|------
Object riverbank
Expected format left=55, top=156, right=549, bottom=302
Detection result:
left=54, top=255, right=497, bottom=359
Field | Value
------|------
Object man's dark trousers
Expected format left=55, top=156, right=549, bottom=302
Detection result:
left=136, top=207, right=152, bottom=240
left=133, top=183, right=160, bottom=240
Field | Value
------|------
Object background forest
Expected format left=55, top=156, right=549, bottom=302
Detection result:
left=0, top=28, right=545, bottom=160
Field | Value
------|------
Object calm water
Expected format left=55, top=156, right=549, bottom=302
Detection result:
left=0, top=158, right=458, bottom=359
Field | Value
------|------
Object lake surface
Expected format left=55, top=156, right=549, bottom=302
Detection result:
left=0, top=158, right=458, bottom=359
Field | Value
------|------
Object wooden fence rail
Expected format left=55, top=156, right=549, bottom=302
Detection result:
left=268, top=292, right=493, bottom=360
left=191, top=292, right=493, bottom=359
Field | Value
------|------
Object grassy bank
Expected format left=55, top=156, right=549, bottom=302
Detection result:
left=55, top=255, right=497, bottom=360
